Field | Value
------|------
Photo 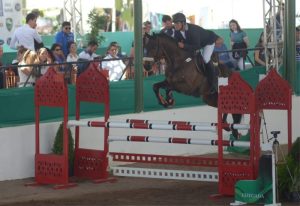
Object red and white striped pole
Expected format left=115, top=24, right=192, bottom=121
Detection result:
left=110, top=119, right=250, bottom=130
left=108, top=135, right=250, bottom=148
left=68, top=120, right=250, bottom=131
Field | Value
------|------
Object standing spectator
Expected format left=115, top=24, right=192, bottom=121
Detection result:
left=101, top=42, right=126, bottom=81
left=229, top=19, right=249, bottom=70
left=10, top=13, right=42, bottom=51
left=160, top=15, right=175, bottom=37
left=254, top=33, right=266, bottom=66
left=143, top=21, right=152, bottom=35
left=55, top=21, right=74, bottom=57
left=78, top=40, right=99, bottom=61
left=172, top=12, right=219, bottom=93
left=18, top=50, right=39, bottom=87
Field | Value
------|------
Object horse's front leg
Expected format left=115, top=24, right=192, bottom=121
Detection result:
left=222, top=113, right=242, bottom=139
left=153, top=80, right=173, bottom=108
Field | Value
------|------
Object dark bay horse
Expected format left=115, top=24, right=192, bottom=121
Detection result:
left=143, top=33, right=241, bottom=137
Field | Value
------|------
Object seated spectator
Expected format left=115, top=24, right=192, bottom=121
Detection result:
left=229, top=19, right=249, bottom=70
left=254, top=32, right=266, bottom=66
left=77, top=40, right=99, bottom=76
left=66, top=42, right=78, bottom=84
left=66, top=42, right=78, bottom=62
left=18, top=50, right=39, bottom=87
left=296, top=27, right=300, bottom=62
left=78, top=40, right=99, bottom=60
left=101, top=43, right=126, bottom=81
left=51, top=43, right=66, bottom=72
left=213, top=37, right=236, bottom=70
left=0, top=44, right=3, bottom=88
left=37, top=48, right=51, bottom=76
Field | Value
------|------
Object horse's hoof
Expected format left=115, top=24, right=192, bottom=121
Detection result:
left=223, top=127, right=231, bottom=132
left=232, top=129, right=239, bottom=140
left=168, top=99, right=175, bottom=106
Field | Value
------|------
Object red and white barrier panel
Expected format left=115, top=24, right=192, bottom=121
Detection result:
left=110, top=119, right=250, bottom=130
left=68, top=120, right=250, bottom=131
left=108, top=135, right=250, bottom=148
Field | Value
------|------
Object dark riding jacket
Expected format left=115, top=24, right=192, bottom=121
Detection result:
left=174, top=23, right=218, bottom=54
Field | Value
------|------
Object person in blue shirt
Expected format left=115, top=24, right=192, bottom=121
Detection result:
left=55, top=21, right=74, bottom=57
left=214, top=37, right=236, bottom=70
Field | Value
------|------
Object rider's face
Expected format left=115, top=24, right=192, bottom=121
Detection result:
left=174, top=22, right=183, bottom=31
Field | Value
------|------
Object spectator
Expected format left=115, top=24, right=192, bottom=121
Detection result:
left=10, top=13, right=42, bottom=51
left=77, top=40, right=99, bottom=76
left=254, top=33, right=266, bottom=66
left=55, top=21, right=74, bottom=57
left=66, top=42, right=78, bottom=84
left=51, top=43, right=65, bottom=65
left=101, top=42, right=126, bottom=81
left=66, top=42, right=78, bottom=62
left=18, top=50, right=39, bottom=87
left=50, top=43, right=67, bottom=75
left=37, top=48, right=51, bottom=76
left=214, top=37, right=236, bottom=70
left=296, top=27, right=300, bottom=62
left=78, top=40, right=99, bottom=60
left=229, top=19, right=249, bottom=70
left=143, top=21, right=152, bottom=35
left=160, top=15, right=175, bottom=37
left=0, top=43, right=3, bottom=67
left=0, top=44, right=3, bottom=88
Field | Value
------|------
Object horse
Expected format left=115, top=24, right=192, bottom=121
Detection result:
left=143, top=33, right=242, bottom=138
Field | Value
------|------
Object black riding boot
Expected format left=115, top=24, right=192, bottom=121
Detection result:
left=205, top=61, right=218, bottom=94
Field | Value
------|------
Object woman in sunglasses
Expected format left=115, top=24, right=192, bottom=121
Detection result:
left=54, top=21, right=74, bottom=57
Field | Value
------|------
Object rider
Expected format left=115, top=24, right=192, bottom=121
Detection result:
left=172, top=12, right=219, bottom=94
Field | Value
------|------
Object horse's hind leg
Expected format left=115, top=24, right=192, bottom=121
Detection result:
left=232, top=114, right=242, bottom=139
left=222, top=113, right=242, bottom=139
left=165, top=88, right=175, bottom=106
left=153, top=80, right=171, bottom=107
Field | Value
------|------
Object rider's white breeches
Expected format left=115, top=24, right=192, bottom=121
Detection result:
left=203, top=43, right=215, bottom=63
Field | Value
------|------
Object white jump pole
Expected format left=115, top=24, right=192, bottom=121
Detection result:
left=109, top=135, right=250, bottom=148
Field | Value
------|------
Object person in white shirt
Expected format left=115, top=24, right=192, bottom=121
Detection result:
left=10, top=13, right=42, bottom=51
left=101, top=43, right=126, bottom=81
left=78, top=40, right=99, bottom=61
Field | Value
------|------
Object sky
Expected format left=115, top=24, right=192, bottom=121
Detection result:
left=26, top=0, right=300, bottom=29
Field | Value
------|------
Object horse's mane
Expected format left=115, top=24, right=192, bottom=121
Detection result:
left=155, top=32, right=178, bottom=45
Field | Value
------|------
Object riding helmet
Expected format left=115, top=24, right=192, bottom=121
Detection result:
left=172, top=13, right=186, bottom=23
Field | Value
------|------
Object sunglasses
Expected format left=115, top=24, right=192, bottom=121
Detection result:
left=55, top=48, right=62, bottom=51
left=64, top=27, right=71, bottom=30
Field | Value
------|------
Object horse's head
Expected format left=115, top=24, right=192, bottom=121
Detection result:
left=143, top=33, right=164, bottom=62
